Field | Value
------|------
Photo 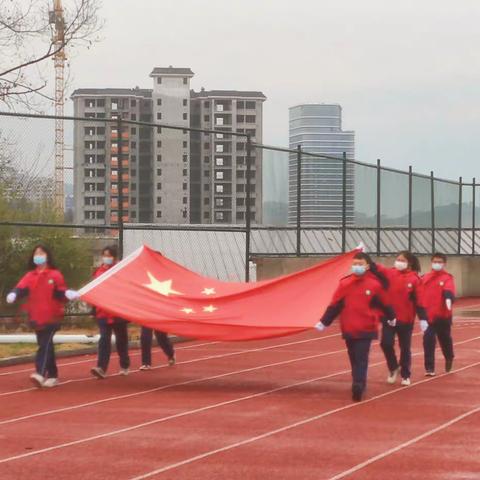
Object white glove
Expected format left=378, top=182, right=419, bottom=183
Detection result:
left=356, top=241, right=366, bottom=252
left=445, top=299, right=452, bottom=311
left=6, top=292, right=16, bottom=304
left=387, top=318, right=397, bottom=327
left=65, top=289, right=80, bottom=301
left=314, top=322, right=326, bottom=332
left=420, top=320, right=429, bottom=332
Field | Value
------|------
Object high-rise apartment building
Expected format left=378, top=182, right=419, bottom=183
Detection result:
left=288, top=104, right=355, bottom=226
left=71, top=88, right=153, bottom=226
left=190, top=90, right=266, bottom=224
left=72, top=67, right=265, bottom=227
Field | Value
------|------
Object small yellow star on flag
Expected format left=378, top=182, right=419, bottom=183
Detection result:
left=203, top=305, right=217, bottom=313
left=144, top=272, right=183, bottom=296
left=202, top=287, right=216, bottom=296
left=181, top=307, right=195, bottom=314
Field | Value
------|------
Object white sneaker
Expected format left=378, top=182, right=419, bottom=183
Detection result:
left=30, top=373, right=45, bottom=388
left=139, top=364, right=151, bottom=371
left=425, top=371, right=436, bottom=377
left=43, top=378, right=59, bottom=388
left=401, top=378, right=411, bottom=386
left=387, top=368, right=400, bottom=384
left=91, top=367, right=106, bottom=379
left=119, top=368, right=129, bottom=376
left=168, top=357, right=176, bottom=367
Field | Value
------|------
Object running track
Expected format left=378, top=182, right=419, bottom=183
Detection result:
left=0, top=308, right=479, bottom=479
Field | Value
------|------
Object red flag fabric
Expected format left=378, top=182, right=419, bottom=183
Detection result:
left=79, top=245, right=357, bottom=341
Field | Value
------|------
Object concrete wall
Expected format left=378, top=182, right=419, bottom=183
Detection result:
left=254, top=255, right=480, bottom=297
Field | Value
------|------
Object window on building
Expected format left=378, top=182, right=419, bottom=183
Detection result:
left=204, top=184, right=210, bottom=191
left=131, top=211, right=136, bottom=219
left=183, top=77, right=188, bottom=84
left=216, top=171, right=224, bottom=180
left=204, top=197, right=210, bottom=205
left=216, top=117, right=224, bottom=126
left=85, top=99, right=95, bottom=108
left=182, top=209, right=187, bottom=218
left=183, top=141, right=187, bottom=148
left=157, top=197, right=162, bottom=204
left=157, top=98, right=162, bottom=105
left=157, top=169, right=162, bottom=175
left=246, top=115, right=256, bottom=123
left=215, top=198, right=224, bottom=207
left=131, top=155, right=136, bottom=162
left=157, top=141, right=162, bottom=148
left=182, top=182, right=187, bottom=190
left=216, top=158, right=224, bottom=166
left=131, top=198, right=136, bottom=205
left=183, top=154, right=188, bottom=162
left=216, top=144, right=224, bottom=153
left=204, top=156, right=210, bottom=163
left=85, top=112, right=95, bottom=118
left=131, top=183, right=136, bottom=190
left=204, top=101, right=210, bottom=108
left=131, top=113, right=137, bottom=121
left=157, top=183, right=162, bottom=189
left=183, top=113, right=188, bottom=120
left=130, top=141, right=136, bottom=148
left=236, top=212, right=245, bottom=221
left=246, top=101, right=256, bottom=109
left=204, top=143, right=210, bottom=149
left=216, top=104, right=224, bottom=112
left=236, top=115, right=244, bottom=123
left=131, top=99, right=136, bottom=107
left=204, top=170, right=209, bottom=177
left=157, top=127, right=162, bottom=134
left=85, top=141, right=95, bottom=150
left=237, top=156, right=245, bottom=165
left=204, top=115, right=210, bottom=122
left=157, top=77, right=162, bottom=84
left=97, top=197, right=105, bottom=205
left=131, top=127, right=136, bottom=135
left=236, top=170, right=245, bottom=179
left=183, top=169, right=187, bottom=176
left=157, top=154, right=162, bottom=162
left=237, top=198, right=245, bottom=206
left=183, top=197, right=188, bottom=204
left=84, top=127, right=95, bottom=136
left=111, top=99, right=118, bottom=110
left=237, top=101, right=245, bottom=109
left=216, top=185, right=224, bottom=193
left=236, top=142, right=245, bottom=151
left=204, top=212, right=210, bottom=219
left=97, top=99, right=105, bottom=108
left=236, top=184, right=244, bottom=193
left=97, top=141, right=105, bottom=148
left=183, top=99, right=188, bottom=106
left=216, top=133, right=224, bottom=139
left=85, top=155, right=95, bottom=164
left=156, top=211, right=162, bottom=218
left=215, top=212, right=224, bottom=221
left=157, top=113, right=162, bottom=120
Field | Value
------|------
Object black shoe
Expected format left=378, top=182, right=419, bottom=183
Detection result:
left=445, top=359, right=453, bottom=373
left=352, top=384, right=363, bottom=402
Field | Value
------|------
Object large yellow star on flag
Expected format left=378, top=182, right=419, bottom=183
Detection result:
left=144, top=272, right=183, bottom=296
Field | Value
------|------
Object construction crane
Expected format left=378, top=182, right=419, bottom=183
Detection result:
left=49, top=0, right=66, bottom=212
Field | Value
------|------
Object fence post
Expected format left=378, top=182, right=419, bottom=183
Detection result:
left=296, top=145, right=302, bottom=257
left=408, top=166, right=413, bottom=251
left=245, top=134, right=252, bottom=281
left=341, top=152, right=347, bottom=253
left=116, top=116, right=124, bottom=260
left=457, top=177, right=462, bottom=255
left=376, top=159, right=381, bottom=255
left=473, top=177, right=476, bottom=255
left=430, top=171, right=435, bottom=254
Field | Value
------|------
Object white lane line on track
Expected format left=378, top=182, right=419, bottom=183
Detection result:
left=0, top=341, right=222, bottom=377
left=327, top=404, right=480, bottom=480
left=1, top=334, right=479, bottom=467
left=0, top=347, right=346, bottom=426
left=128, top=355, right=480, bottom=479
left=0, top=333, right=343, bottom=397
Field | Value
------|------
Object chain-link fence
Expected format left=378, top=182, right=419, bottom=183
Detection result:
left=0, top=109, right=478, bottom=302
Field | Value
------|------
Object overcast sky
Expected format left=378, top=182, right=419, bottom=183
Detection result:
left=65, top=0, right=480, bottom=181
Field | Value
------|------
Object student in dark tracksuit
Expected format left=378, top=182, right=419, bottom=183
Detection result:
left=90, top=245, right=130, bottom=379
left=316, top=252, right=396, bottom=402
left=139, top=327, right=175, bottom=370
left=375, top=252, right=426, bottom=386
left=418, top=253, right=456, bottom=376
left=6, top=244, right=77, bottom=388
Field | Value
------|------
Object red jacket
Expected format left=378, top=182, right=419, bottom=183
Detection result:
left=418, top=270, right=455, bottom=323
left=377, top=265, right=422, bottom=325
left=92, top=263, right=116, bottom=323
left=321, top=272, right=395, bottom=339
left=14, top=268, right=67, bottom=327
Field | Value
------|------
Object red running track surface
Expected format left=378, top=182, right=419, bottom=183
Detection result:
left=0, top=311, right=479, bottom=479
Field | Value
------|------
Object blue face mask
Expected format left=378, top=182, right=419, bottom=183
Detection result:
left=33, top=255, right=47, bottom=266
left=103, top=257, right=114, bottom=265
left=432, top=262, right=444, bottom=272
left=352, top=265, right=367, bottom=276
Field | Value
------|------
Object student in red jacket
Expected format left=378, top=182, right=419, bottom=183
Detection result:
left=6, top=244, right=77, bottom=388
left=418, top=253, right=455, bottom=376
left=376, top=251, right=425, bottom=386
left=315, top=252, right=396, bottom=402
left=90, top=245, right=130, bottom=379
left=139, top=327, right=175, bottom=370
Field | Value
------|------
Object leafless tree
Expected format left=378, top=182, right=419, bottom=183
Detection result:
left=0, top=0, right=103, bottom=111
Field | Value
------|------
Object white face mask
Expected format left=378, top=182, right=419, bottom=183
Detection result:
left=432, top=262, right=444, bottom=272
left=394, top=260, right=408, bottom=271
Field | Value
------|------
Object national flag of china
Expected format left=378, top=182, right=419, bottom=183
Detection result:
left=79, top=246, right=356, bottom=341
